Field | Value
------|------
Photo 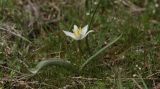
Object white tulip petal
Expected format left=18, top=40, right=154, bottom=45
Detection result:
left=73, top=25, right=78, bottom=32
left=81, top=30, right=94, bottom=40
left=63, top=30, right=77, bottom=40
left=81, top=25, right=88, bottom=35
left=76, top=36, right=81, bottom=40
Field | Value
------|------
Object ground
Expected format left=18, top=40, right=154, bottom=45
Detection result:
left=0, top=0, right=160, bottom=89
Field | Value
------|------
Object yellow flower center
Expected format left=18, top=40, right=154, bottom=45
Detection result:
left=74, top=28, right=82, bottom=37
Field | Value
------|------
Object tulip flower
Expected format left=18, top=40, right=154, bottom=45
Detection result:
left=63, top=25, right=93, bottom=40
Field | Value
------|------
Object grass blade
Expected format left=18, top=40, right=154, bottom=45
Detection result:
left=132, top=78, right=143, bottom=89
left=117, top=71, right=123, bottom=89
left=138, top=73, right=148, bottom=89
left=0, top=24, right=31, bottom=43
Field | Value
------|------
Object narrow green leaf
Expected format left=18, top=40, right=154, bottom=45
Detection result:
left=138, top=73, right=148, bottom=89
left=29, top=59, right=72, bottom=74
left=117, top=71, right=123, bottom=89
left=0, top=25, right=31, bottom=43
left=80, top=34, right=122, bottom=70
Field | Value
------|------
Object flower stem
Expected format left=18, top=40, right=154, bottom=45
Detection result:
left=77, top=40, right=83, bottom=56
left=85, top=0, right=101, bottom=55
left=85, top=37, right=91, bottom=55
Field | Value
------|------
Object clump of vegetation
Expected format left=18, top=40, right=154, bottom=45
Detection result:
left=0, top=0, right=160, bottom=88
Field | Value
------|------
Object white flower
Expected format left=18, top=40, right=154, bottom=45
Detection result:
left=86, top=12, right=90, bottom=16
left=94, top=1, right=98, bottom=5
left=63, top=25, right=93, bottom=40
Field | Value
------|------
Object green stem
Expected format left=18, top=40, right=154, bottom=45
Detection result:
left=88, top=0, right=101, bottom=27
left=77, top=40, right=83, bottom=55
left=85, top=0, right=101, bottom=55
left=85, top=37, right=91, bottom=55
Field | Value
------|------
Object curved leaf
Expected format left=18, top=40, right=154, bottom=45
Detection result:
left=80, top=34, right=122, bottom=70
left=29, top=59, right=72, bottom=74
